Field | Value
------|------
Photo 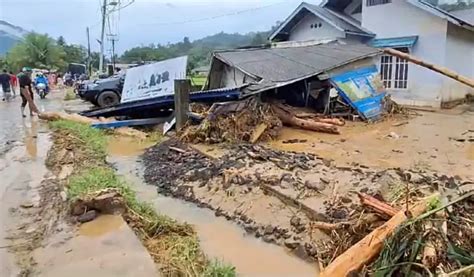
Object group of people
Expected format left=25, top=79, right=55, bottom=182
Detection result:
left=0, top=67, right=40, bottom=117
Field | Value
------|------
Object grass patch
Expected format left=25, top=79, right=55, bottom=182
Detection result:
left=64, top=88, right=76, bottom=101
left=49, top=120, right=107, bottom=158
left=190, top=75, right=207, bottom=87
left=203, top=260, right=236, bottom=277
left=51, top=119, right=234, bottom=276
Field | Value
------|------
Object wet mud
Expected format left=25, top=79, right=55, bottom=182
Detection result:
left=141, top=138, right=473, bottom=266
left=108, top=139, right=318, bottom=276
left=269, top=110, right=474, bottom=179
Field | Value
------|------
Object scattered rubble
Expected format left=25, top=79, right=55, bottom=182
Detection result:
left=142, top=138, right=473, bottom=275
left=181, top=99, right=282, bottom=144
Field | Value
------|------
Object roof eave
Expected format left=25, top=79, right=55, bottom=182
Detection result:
left=345, top=31, right=376, bottom=37
left=407, top=0, right=474, bottom=32
left=269, top=2, right=348, bottom=41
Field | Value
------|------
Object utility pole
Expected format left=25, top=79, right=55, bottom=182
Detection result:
left=86, top=27, right=91, bottom=75
left=111, top=37, right=116, bottom=71
left=99, top=0, right=107, bottom=73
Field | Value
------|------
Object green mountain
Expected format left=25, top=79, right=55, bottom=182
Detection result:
left=0, top=20, right=28, bottom=55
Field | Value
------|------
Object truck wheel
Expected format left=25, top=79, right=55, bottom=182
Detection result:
left=97, top=90, right=120, bottom=107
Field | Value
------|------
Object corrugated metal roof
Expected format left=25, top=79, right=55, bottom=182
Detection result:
left=370, top=36, right=419, bottom=48
left=214, top=41, right=381, bottom=94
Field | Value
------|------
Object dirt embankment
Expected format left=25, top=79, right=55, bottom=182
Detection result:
left=142, top=139, right=474, bottom=270
left=45, top=121, right=236, bottom=276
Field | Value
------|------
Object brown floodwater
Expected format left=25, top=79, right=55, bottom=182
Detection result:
left=107, top=138, right=318, bottom=277
left=107, top=136, right=157, bottom=157
left=79, top=215, right=124, bottom=237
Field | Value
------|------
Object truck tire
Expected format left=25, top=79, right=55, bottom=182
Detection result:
left=97, top=90, right=120, bottom=107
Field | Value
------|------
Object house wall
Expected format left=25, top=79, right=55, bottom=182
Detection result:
left=442, top=22, right=474, bottom=102
left=362, top=0, right=448, bottom=107
left=289, top=13, right=345, bottom=41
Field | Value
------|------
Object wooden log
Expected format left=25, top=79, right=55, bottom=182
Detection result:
left=311, top=221, right=350, bottom=231
left=39, top=111, right=148, bottom=139
left=274, top=103, right=345, bottom=126
left=384, top=48, right=474, bottom=88
left=250, top=123, right=268, bottom=143
left=20, top=88, right=40, bottom=114
left=320, top=194, right=438, bottom=277
left=358, top=193, right=399, bottom=218
left=272, top=105, right=340, bottom=134
left=38, top=111, right=97, bottom=124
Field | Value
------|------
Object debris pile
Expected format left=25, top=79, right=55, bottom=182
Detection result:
left=142, top=139, right=474, bottom=275
left=181, top=99, right=282, bottom=144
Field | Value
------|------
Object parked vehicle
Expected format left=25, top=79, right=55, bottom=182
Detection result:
left=78, top=74, right=124, bottom=107
left=36, top=83, right=47, bottom=99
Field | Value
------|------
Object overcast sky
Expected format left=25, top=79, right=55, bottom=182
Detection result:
left=1, top=0, right=306, bottom=53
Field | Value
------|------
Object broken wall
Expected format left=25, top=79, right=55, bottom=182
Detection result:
left=207, top=58, right=257, bottom=90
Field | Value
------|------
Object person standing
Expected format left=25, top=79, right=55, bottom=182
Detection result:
left=9, top=71, right=18, bottom=97
left=0, top=69, right=12, bottom=101
left=18, top=67, right=40, bottom=117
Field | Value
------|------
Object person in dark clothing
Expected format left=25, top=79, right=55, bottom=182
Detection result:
left=0, top=69, right=12, bottom=101
left=18, top=67, right=39, bottom=117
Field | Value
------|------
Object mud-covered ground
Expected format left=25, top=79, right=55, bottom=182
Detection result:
left=142, top=137, right=473, bottom=263
left=270, top=105, right=474, bottom=179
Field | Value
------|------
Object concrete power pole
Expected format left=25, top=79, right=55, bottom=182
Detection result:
left=99, top=0, right=107, bottom=73
left=86, top=27, right=91, bottom=74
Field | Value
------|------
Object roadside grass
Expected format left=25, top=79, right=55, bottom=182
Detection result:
left=64, top=88, right=76, bottom=101
left=51, top=119, right=234, bottom=276
left=49, top=120, right=106, bottom=159
left=190, top=75, right=207, bottom=87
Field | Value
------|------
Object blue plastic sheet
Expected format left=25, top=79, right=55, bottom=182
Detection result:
left=331, top=66, right=386, bottom=121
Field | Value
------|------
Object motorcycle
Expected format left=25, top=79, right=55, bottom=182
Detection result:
left=36, top=83, right=47, bottom=99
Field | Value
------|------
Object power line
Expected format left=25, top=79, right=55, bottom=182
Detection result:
left=132, top=1, right=288, bottom=27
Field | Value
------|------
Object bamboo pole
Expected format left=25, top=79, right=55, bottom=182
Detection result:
left=384, top=48, right=474, bottom=88
left=320, top=194, right=438, bottom=277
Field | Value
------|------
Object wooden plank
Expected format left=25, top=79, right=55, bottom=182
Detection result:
left=320, top=194, right=438, bottom=277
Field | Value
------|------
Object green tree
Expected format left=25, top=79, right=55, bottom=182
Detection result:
left=63, top=44, right=87, bottom=64
left=57, top=35, right=66, bottom=47
left=6, top=33, right=66, bottom=72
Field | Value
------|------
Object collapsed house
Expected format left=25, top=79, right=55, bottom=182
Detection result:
left=205, top=41, right=386, bottom=121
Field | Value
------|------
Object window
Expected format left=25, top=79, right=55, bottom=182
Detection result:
left=367, top=0, right=391, bottom=7
left=380, top=49, right=409, bottom=89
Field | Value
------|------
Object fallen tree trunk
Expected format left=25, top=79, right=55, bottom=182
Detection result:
left=358, top=193, right=399, bottom=219
left=320, top=194, right=438, bottom=277
left=272, top=105, right=340, bottom=134
left=39, top=111, right=148, bottom=139
left=384, top=48, right=474, bottom=88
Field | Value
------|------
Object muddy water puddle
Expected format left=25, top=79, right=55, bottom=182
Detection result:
left=79, top=215, right=124, bottom=237
left=107, top=139, right=318, bottom=277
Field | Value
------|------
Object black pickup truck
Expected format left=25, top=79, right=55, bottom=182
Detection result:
left=78, top=74, right=124, bottom=107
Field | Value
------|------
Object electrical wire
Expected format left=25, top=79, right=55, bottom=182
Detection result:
left=134, top=1, right=288, bottom=26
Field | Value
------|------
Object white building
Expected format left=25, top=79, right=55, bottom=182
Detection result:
left=269, top=0, right=474, bottom=107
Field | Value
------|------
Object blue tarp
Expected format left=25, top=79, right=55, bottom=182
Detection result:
left=331, top=66, right=386, bottom=121
left=370, top=36, right=418, bottom=48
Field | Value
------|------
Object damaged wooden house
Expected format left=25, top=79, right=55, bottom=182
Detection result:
left=267, top=1, right=474, bottom=107
left=204, top=41, right=386, bottom=121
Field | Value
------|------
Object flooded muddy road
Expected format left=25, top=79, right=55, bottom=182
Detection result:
left=108, top=139, right=318, bottom=277
left=0, top=93, right=65, bottom=276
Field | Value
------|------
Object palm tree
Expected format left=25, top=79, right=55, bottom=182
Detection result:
left=6, top=33, right=66, bottom=71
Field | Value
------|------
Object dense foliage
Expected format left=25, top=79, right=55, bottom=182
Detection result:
left=120, top=31, right=270, bottom=70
